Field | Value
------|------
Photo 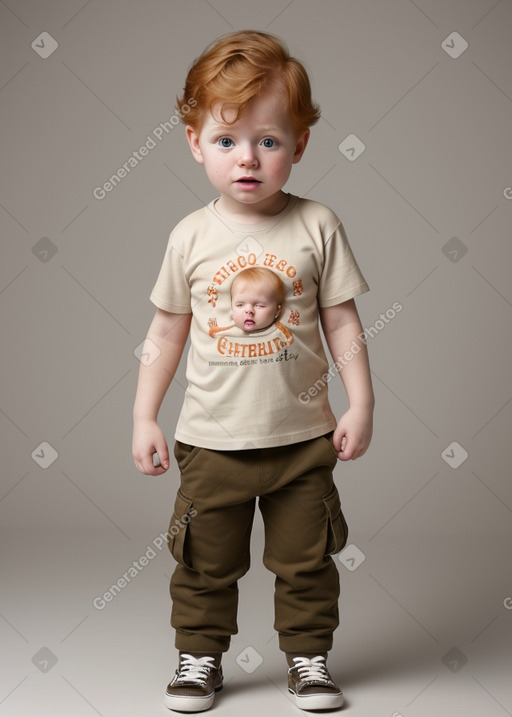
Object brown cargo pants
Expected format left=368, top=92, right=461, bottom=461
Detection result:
left=167, top=432, right=348, bottom=654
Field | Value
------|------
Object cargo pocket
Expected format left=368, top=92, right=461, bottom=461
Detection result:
left=322, top=483, right=348, bottom=556
left=319, top=432, right=338, bottom=466
left=167, top=488, right=195, bottom=568
left=174, top=440, right=204, bottom=473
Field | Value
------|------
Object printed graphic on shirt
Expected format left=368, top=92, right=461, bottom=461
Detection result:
left=205, top=252, right=302, bottom=365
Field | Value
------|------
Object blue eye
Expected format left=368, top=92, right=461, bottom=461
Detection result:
left=261, top=138, right=275, bottom=148
left=219, top=137, right=233, bottom=148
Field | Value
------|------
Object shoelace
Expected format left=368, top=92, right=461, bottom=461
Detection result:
left=174, top=654, right=216, bottom=686
left=291, top=656, right=333, bottom=685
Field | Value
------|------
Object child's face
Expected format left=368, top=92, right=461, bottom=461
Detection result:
left=231, top=284, right=280, bottom=332
left=186, top=87, right=309, bottom=215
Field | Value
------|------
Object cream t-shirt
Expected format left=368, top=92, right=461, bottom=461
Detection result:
left=150, top=194, right=369, bottom=450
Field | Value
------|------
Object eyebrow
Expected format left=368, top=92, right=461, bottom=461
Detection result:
left=209, top=124, right=283, bottom=133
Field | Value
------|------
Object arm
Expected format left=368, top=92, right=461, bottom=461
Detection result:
left=132, top=308, right=192, bottom=475
left=320, top=299, right=374, bottom=461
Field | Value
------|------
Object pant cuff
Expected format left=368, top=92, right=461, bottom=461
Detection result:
left=278, top=634, right=334, bottom=653
left=175, top=632, right=231, bottom=654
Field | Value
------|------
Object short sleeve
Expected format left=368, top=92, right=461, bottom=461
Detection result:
left=318, top=220, right=369, bottom=307
left=149, top=232, right=191, bottom=313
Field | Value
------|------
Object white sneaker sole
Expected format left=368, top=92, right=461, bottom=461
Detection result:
left=289, top=688, right=344, bottom=710
left=164, top=688, right=219, bottom=712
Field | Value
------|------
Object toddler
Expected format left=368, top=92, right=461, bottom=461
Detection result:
left=132, top=29, right=374, bottom=712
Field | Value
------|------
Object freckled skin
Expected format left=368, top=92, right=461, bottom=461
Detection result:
left=185, top=89, right=309, bottom=223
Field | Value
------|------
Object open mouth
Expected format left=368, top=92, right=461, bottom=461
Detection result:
left=236, top=178, right=261, bottom=185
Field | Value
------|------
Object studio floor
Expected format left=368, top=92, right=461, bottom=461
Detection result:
left=1, top=528, right=511, bottom=717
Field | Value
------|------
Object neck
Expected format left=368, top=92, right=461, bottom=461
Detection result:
left=215, top=192, right=290, bottom=224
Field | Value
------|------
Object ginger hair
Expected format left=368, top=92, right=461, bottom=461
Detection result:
left=176, top=30, right=320, bottom=137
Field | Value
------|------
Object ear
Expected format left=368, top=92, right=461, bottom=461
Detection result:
left=186, top=126, right=204, bottom=164
left=292, top=129, right=310, bottom=164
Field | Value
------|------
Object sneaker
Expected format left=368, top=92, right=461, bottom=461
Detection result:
left=288, top=655, right=344, bottom=710
left=164, top=653, right=223, bottom=712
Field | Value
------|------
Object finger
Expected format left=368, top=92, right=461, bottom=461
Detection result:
left=144, top=460, right=167, bottom=476
left=332, top=426, right=346, bottom=453
left=147, top=450, right=169, bottom=475
left=150, top=465, right=168, bottom=476
left=134, top=455, right=166, bottom=476
left=338, top=449, right=353, bottom=461
left=337, top=435, right=355, bottom=461
left=343, top=441, right=366, bottom=461
left=154, top=445, right=170, bottom=470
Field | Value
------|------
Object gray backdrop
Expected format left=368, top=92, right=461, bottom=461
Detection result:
left=1, top=1, right=511, bottom=716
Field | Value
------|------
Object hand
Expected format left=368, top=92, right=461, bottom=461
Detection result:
left=332, top=406, right=373, bottom=461
left=132, top=419, right=170, bottom=475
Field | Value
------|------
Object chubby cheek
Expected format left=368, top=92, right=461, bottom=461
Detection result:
left=267, top=155, right=293, bottom=182
left=260, top=307, right=275, bottom=324
left=202, top=151, right=229, bottom=181
left=208, top=163, right=223, bottom=182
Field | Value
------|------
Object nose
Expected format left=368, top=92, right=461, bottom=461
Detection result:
left=237, top=142, right=258, bottom=167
